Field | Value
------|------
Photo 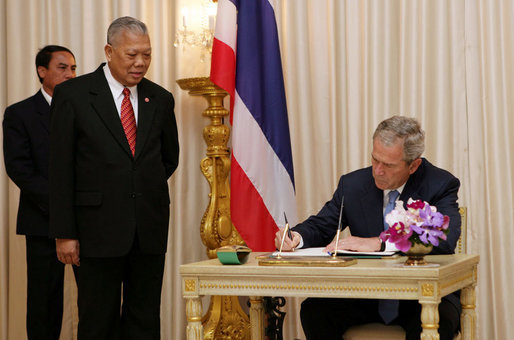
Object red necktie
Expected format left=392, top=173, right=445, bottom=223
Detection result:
left=121, top=88, right=136, bottom=156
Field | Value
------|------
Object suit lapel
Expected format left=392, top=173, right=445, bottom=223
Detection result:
left=89, top=66, right=134, bottom=158
left=360, top=178, right=385, bottom=236
left=134, top=79, right=157, bottom=161
left=400, top=159, right=426, bottom=203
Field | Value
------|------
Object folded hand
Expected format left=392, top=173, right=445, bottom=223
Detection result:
left=56, top=238, right=80, bottom=266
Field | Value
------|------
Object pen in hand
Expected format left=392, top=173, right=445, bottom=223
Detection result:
left=284, top=212, right=294, bottom=251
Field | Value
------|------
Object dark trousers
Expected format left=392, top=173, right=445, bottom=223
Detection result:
left=76, top=238, right=166, bottom=340
left=25, top=235, right=66, bottom=340
left=300, top=297, right=460, bottom=340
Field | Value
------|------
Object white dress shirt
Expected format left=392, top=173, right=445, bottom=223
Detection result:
left=103, top=64, right=139, bottom=125
left=41, top=88, right=52, bottom=105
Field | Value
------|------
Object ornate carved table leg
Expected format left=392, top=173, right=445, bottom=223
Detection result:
left=186, top=297, right=203, bottom=340
left=249, top=296, right=264, bottom=340
left=460, top=285, right=476, bottom=340
left=420, top=302, right=440, bottom=340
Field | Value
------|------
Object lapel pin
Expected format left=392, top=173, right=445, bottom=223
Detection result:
left=145, top=97, right=149, bottom=102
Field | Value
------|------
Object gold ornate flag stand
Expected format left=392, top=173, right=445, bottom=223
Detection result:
left=177, top=77, right=251, bottom=340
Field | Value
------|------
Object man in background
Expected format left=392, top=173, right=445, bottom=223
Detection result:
left=3, top=45, right=76, bottom=340
left=276, top=116, right=461, bottom=340
left=49, top=17, right=179, bottom=339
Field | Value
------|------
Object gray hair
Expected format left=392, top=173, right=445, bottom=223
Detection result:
left=107, top=16, right=148, bottom=46
left=372, top=115, right=425, bottom=164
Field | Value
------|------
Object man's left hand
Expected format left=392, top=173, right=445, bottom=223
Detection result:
left=324, top=236, right=381, bottom=253
left=56, top=238, right=80, bottom=266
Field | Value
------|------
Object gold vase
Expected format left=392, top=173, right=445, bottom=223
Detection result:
left=404, top=243, right=433, bottom=266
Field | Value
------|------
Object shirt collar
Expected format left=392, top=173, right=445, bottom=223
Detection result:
left=103, top=64, right=138, bottom=100
left=384, top=182, right=406, bottom=199
left=40, top=88, right=52, bottom=105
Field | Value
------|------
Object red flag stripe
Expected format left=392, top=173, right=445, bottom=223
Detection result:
left=230, top=156, right=278, bottom=251
left=210, top=37, right=236, bottom=119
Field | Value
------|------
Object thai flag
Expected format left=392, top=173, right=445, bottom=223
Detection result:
left=210, top=0, right=297, bottom=251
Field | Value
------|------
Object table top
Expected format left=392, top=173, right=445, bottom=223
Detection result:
left=181, top=253, right=479, bottom=300
left=181, top=253, right=479, bottom=280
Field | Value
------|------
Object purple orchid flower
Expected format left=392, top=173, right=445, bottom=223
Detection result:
left=411, top=224, right=446, bottom=246
left=382, top=198, right=450, bottom=252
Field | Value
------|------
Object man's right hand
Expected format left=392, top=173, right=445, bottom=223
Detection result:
left=56, top=238, right=80, bottom=266
left=274, top=229, right=301, bottom=251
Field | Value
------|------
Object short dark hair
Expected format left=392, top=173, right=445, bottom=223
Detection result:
left=35, top=45, right=75, bottom=83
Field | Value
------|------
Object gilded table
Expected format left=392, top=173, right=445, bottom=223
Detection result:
left=180, top=253, right=479, bottom=340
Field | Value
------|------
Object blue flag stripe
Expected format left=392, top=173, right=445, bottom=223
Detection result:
left=235, top=0, right=295, bottom=186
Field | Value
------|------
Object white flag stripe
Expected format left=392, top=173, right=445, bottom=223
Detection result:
left=267, top=0, right=279, bottom=14
left=232, top=91, right=298, bottom=227
left=214, top=0, right=238, bottom=51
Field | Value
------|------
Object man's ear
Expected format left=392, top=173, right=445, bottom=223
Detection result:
left=37, top=66, right=47, bottom=81
left=408, top=158, right=422, bottom=174
left=104, top=44, right=113, bottom=61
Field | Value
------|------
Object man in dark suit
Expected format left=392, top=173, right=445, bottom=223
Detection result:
left=3, top=45, right=76, bottom=339
left=275, top=116, right=461, bottom=340
left=49, top=17, right=179, bottom=339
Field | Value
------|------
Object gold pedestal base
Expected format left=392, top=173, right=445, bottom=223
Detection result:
left=405, top=255, right=428, bottom=266
left=405, top=244, right=433, bottom=266
left=202, top=296, right=251, bottom=340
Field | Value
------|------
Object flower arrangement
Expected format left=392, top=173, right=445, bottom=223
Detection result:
left=379, top=198, right=450, bottom=252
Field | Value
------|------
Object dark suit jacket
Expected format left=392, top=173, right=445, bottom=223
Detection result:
left=3, top=90, right=51, bottom=236
left=294, top=158, right=461, bottom=251
left=49, top=64, right=179, bottom=257
left=294, top=158, right=461, bottom=308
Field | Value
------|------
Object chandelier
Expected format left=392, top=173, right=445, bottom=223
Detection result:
left=174, top=0, right=218, bottom=62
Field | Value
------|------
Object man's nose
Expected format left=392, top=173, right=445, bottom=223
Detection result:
left=134, top=55, right=145, bottom=66
left=374, top=164, right=384, bottom=175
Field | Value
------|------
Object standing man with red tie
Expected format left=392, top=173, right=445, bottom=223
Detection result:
left=49, top=17, right=179, bottom=339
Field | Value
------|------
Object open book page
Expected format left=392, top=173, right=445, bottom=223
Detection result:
left=336, top=249, right=397, bottom=256
left=271, top=247, right=329, bottom=257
